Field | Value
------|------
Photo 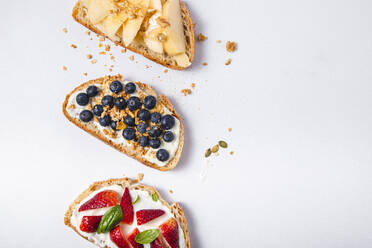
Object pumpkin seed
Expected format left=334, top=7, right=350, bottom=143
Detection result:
left=205, top=148, right=212, bottom=157
left=211, top=145, right=219, bottom=153
left=218, top=140, right=228, bottom=148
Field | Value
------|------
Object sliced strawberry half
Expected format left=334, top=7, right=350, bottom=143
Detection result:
left=79, top=215, right=102, bottom=233
left=150, top=237, right=164, bottom=248
left=120, top=187, right=134, bottom=224
left=78, top=190, right=118, bottom=212
left=110, top=225, right=131, bottom=248
left=159, top=218, right=179, bottom=248
left=136, top=209, right=166, bottom=225
left=127, top=228, right=144, bottom=248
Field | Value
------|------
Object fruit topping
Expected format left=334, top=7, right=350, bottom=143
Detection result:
left=162, top=131, right=174, bottom=142
left=128, top=228, right=144, bottom=248
left=156, top=149, right=169, bottom=162
left=92, top=104, right=104, bottom=116
left=127, top=96, right=142, bottom=111
left=86, top=85, right=99, bottom=97
left=123, top=127, right=136, bottom=140
left=120, top=187, right=134, bottom=224
left=150, top=238, right=164, bottom=248
left=144, top=95, right=157, bottom=109
left=99, top=115, right=111, bottom=127
left=137, top=109, right=151, bottom=121
left=78, top=190, right=118, bottom=212
left=102, top=95, right=114, bottom=107
left=135, top=229, right=160, bottom=245
left=150, top=112, right=161, bottom=124
left=159, top=218, right=179, bottom=248
left=149, top=138, right=161, bottom=149
left=124, top=116, right=136, bottom=127
left=160, top=115, right=175, bottom=130
left=114, top=97, right=127, bottom=110
left=110, top=80, right=123, bottom=93
left=110, top=225, right=131, bottom=248
left=97, top=205, right=123, bottom=234
left=124, top=82, right=136, bottom=94
left=79, top=110, right=93, bottom=122
left=136, top=209, right=165, bottom=225
left=80, top=215, right=103, bottom=233
left=148, top=126, right=162, bottom=138
left=76, top=93, right=89, bottom=106
left=110, top=120, right=117, bottom=130
left=137, top=122, right=148, bottom=134
left=139, top=136, right=149, bottom=147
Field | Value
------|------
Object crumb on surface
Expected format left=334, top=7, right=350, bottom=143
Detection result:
left=110, top=55, right=115, bottom=60
left=67, top=104, right=75, bottom=109
left=83, top=72, right=88, bottom=76
left=99, top=36, right=105, bottom=42
left=91, top=59, right=97, bottom=64
left=98, top=43, right=103, bottom=48
left=70, top=44, right=77, bottom=49
left=145, top=65, right=150, bottom=69
left=87, top=54, right=93, bottom=59
left=121, top=48, right=127, bottom=53
left=85, top=31, right=90, bottom=35
left=99, top=51, right=106, bottom=55
left=105, top=44, right=110, bottom=51
left=129, top=55, right=134, bottom=61
left=62, top=28, right=67, bottom=33
left=225, top=58, right=232, bottom=65
left=216, top=40, right=221, bottom=43
left=226, top=41, right=237, bottom=52
left=228, top=128, right=232, bottom=132
left=181, top=88, right=191, bottom=96
left=169, top=189, right=174, bottom=194
left=191, top=83, right=195, bottom=88
left=62, top=66, right=67, bottom=71
left=202, top=62, right=208, bottom=66
left=230, top=151, right=234, bottom=155
left=109, top=68, right=113, bottom=72
left=164, top=69, right=168, bottom=73
left=197, top=33, right=207, bottom=41
left=137, top=173, right=144, bottom=182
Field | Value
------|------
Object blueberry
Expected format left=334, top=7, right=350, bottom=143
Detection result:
left=124, top=116, right=135, bottom=127
left=124, top=82, right=136, bottom=94
left=79, top=110, right=93, bottom=122
left=76, top=93, right=89, bottom=106
left=127, top=96, right=141, bottom=111
left=136, top=122, right=148, bottom=134
left=148, top=126, right=162, bottom=138
left=92, top=104, right=104, bottom=116
left=163, top=131, right=174, bottom=142
left=114, top=97, right=127, bottom=110
left=109, top=80, right=123, bottom=93
left=139, top=136, right=149, bottom=147
left=144, top=95, right=156, bottom=109
left=99, top=115, right=111, bottom=127
left=86, top=85, right=99, bottom=97
left=149, top=138, right=161, bottom=149
left=137, top=109, right=151, bottom=121
left=101, top=95, right=114, bottom=107
left=156, top=149, right=169, bottom=161
left=110, top=120, right=117, bottom=131
left=161, top=115, right=175, bottom=130
left=123, top=127, right=136, bottom=140
left=150, top=112, right=161, bottom=124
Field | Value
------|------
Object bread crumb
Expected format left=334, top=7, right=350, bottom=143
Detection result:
left=90, top=37, right=93, bottom=40
left=70, top=44, right=77, bottom=49
left=85, top=31, right=91, bottom=35
left=191, top=83, right=195, bottom=88
left=202, top=62, right=208, bottom=66
left=145, top=65, right=150, bottom=69
left=62, top=28, right=68, bottom=33
left=163, top=69, right=168, bottom=73
left=110, top=55, right=115, bottom=60
left=99, top=51, right=106, bottom=55
left=99, top=36, right=105, bottom=42
left=121, top=48, right=127, bottom=53
left=109, top=68, right=113, bottom=72
left=83, top=72, right=88, bottom=76
left=181, top=89, right=191, bottom=96
left=216, top=40, right=221, bottom=43
left=105, top=44, right=110, bottom=51
left=87, top=54, right=93, bottom=59
left=230, top=151, right=234, bottom=155
left=169, top=189, right=174, bottom=194
left=197, top=33, right=207, bottom=41
left=98, top=43, right=103, bottom=48
left=62, top=66, right=67, bottom=71
left=225, top=58, right=232, bottom=65
left=129, top=55, right=134, bottom=61
left=91, top=59, right=97, bottom=64
left=228, top=128, right=232, bottom=132
left=137, top=173, right=144, bottom=182
left=226, top=41, right=237, bottom=52
left=67, top=104, right=75, bottom=109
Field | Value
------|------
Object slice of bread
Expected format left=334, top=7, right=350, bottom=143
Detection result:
left=62, top=74, right=184, bottom=171
left=64, top=177, right=191, bottom=248
left=72, top=0, right=195, bottom=70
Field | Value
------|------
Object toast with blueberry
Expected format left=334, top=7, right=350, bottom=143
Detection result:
left=72, top=0, right=195, bottom=70
left=62, top=74, right=184, bottom=171
left=64, top=177, right=191, bottom=248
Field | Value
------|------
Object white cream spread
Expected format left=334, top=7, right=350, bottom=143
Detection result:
left=70, top=185, right=186, bottom=248
left=66, top=80, right=181, bottom=167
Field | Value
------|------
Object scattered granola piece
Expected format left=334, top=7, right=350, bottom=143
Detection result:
left=181, top=89, right=191, bottom=96
left=191, top=83, right=195, bottom=88
left=85, top=31, right=90, bottom=35
left=121, top=48, right=127, bottom=53
left=163, top=69, right=168, bottom=73
left=228, top=128, right=232, bottom=132
left=83, top=72, right=88, bottom=76
left=99, top=51, right=106, bottom=55
left=202, top=62, right=208, bottom=66
left=226, top=41, right=237, bottom=52
left=225, top=58, right=232, bottom=65
left=62, top=66, right=67, bottom=71
left=110, top=55, right=115, bottom=60
left=86, top=54, right=93, bottom=59
left=137, top=173, right=144, bottom=182
left=105, top=44, right=110, bottom=51
left=230, top=151, right=234, bottom=155
left=216, top=40, right=221, bottom=43
left=129, top=55, right=134, bottom=61
left=62, top=28, right=68, bottom=33
left=145, top=65, right=150, bottom=69
left=109, top=68, right=113, bottom=72
left=169, top=189, right=173, bottom=194
left=67, top=104, right=75, bottom=109
left=99, top=36, right=105, bottom=42
left=91, top=59, right=97, bottom=64
left=197, top=33, right=207, bottom=41
left=70, top=44, right=77, bottom=49
left=98, top=43, right=103, bottom=48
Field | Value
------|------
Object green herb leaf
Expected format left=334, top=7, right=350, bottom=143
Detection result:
left=132, top=195, right=140, bottom=205
left=152, top=193, right=158, bottom=202
left=135, top=229, right=160, bottom=244
left=97, top=205, right=122, bottom=234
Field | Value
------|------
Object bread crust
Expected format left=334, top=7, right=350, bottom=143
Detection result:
left=64, top=178, right=191, bottom=248
left=72, top=1, right=195, bottom=70
left=62, top=74, right=184, bottom=171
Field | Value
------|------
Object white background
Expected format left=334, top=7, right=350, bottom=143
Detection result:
left=1, top=0, right=372, bottom=247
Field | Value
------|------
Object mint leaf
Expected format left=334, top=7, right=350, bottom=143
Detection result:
left=152, top=193, right=158, bottom=202
left=135, top=229, right=160, bottom=244
left=97, top=205, right=122, bottom=234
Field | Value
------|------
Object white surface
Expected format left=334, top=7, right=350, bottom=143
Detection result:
left=0, top=0, right=372, bottom=247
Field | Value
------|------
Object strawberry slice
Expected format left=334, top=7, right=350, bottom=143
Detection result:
left=127, top=228, right=144, bottom=248
left=120, top=187, right=134, bottom=224
left=110, top=225, right=131, bottom=248
left=136, top=209, right=166, bottom=225
left=79, top=215, right=102, bottom=233
left=150, top=237, right=164, bottom=248
left=78, top=190, right=118, bottom=212
left=159, top=218, right=179, bottom=248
